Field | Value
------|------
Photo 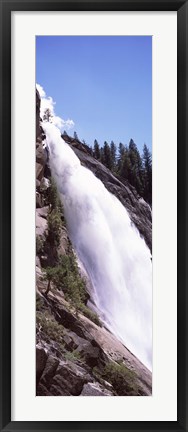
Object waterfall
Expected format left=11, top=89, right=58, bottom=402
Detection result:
left=43, top=122, right=152, bottom=371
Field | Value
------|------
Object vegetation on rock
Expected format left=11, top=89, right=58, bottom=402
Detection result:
left=93, top=361, right=139, bottom=396
left=36, top=310, right=65, bottom=347
left=42, top=253, right=88, bottom=306
left=64, top=350, right=83, bottom=362
left=79, top=304, right=102, bottom=327
left=38, top=177, right=101, bottom=327
left=36, top=235, right=44, bottom=256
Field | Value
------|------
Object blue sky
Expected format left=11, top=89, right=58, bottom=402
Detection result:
left=36, top=36, right=152, bottom=153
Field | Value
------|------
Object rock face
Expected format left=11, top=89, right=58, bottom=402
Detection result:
left=36, top=89, right=48, bottom=206
left=62, top=134, right=152, bottom=252
left=36, top=91, right=152, bottom=397
left=36, top=88, right=41, bottom=139
left=81, top=382, right=112, bottom=396
left=36, top=288, right=152, bottom=397
left=36, top=344, right=114, bottom=397
left=36, top=207, right=48, bottom=236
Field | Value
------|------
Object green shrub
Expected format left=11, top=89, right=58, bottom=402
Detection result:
left=38, top=177, right=66, bottom=266
left=43, top=208, right=62, bottom=266
left=94, top=362, right=138, bottom=396
left=48, top=177, right=65, bottom=221
left=42, top=254, right=103, bottom=328
left=47, top=209, right=62, bottom=248
left=79, top=304, right=102, bottom=327
left=36, top=310, right=64, bottom=345
left=36, top=235, right=44, bottom=255
left=48, top=177, right=59, bottom=210
left=64, top=349, right=82, bottom=362
left=42, top=265, right=63, bottom=294
left=42, top=254, right=88, bottom=307
left=64, top=273, right=87, bottom=307
left=36, top=292, right=46, bottom=311
left=60, top=254, right=88, bottom=306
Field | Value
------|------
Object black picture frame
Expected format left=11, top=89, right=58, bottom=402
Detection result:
left=0, top=1, right=187, bottom=431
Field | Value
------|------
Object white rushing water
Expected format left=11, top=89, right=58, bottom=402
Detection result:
left=43, top=122, right=152, bottom=371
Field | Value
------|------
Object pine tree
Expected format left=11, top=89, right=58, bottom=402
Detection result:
left=74, top=131, right=78, bottom=140
left=93, top=139, right=100, bottom=160
left=88, top=146, right=93, bottom=156
left=110, top=141, right=117, bottom=171
left=117, top=142, right=125, bottom=172
left=103, top=141, right=112, bottom=169
left=48, top=177, right=59, bottom=210
left=100, top=146, right=105, bottom=164
left=128, top=139, right=144, bottom=196
left=142, top=144, right=152, bottom=204
left=120, top=148, right=132, bottom=182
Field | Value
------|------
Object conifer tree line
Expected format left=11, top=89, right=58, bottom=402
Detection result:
left=64, top=128, right=151, bottom=205
left=91, top=138, right=152, bottom=205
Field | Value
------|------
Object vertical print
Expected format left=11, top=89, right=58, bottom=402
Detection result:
left=36, top=36, right=152, bottom=396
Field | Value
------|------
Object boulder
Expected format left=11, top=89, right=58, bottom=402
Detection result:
left=46, top=299, right=108, bottom=367
left=36, top=192, right=43, bottom=208
left=48, top=384, right=70, bottom=396
left=36, top=209, right=48, bottom=236
left=36, top=346, right=48, bottom=385
left=36, top=142, right=47, bottom=183
left=65, top=331, right=100, bottom=367
left=50, top=360, right=92, bottom=396
left=40, top=355, right=59, bottom=390
left=52, top=302, right=88, bottom=339
left=36, top=162, right=44, bottom=182
left=81, top=381, right=113, bottom=396
left=36, top=206, right=48, bottom=219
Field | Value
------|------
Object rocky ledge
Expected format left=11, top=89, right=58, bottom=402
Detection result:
left=36, top=276, right=152, bottom=396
